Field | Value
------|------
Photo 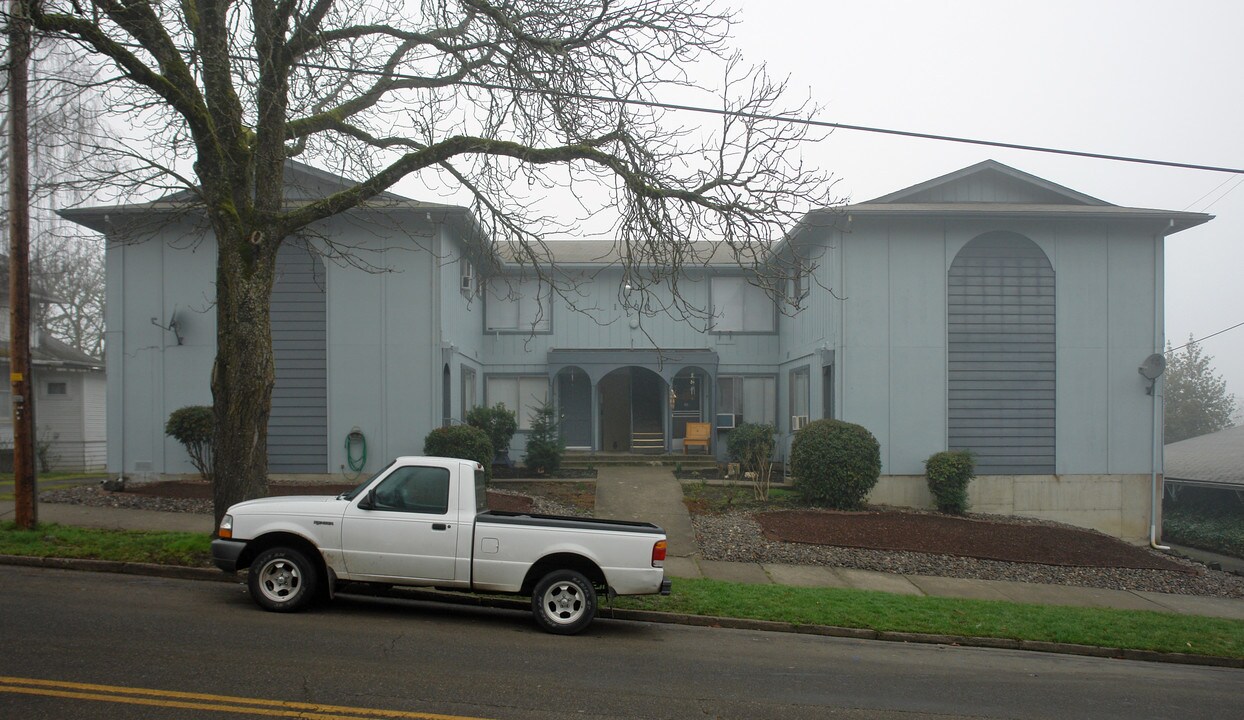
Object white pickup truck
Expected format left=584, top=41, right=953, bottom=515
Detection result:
left=210, top=456, right=671, bottom=634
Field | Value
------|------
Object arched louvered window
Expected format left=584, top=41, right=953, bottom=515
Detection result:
left=948, top=232, right=1054, bottom=474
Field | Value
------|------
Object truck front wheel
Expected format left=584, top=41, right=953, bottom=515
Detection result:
left=248, top=547, right=318, bottom=613
left=532, top=569, right=596, bottom=635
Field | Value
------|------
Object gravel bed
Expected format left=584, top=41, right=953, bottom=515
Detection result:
left=694, top=510, right=1244, bottom=599
left=41, top=486, right=214, bottom=514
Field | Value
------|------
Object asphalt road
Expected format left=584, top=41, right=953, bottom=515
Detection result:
left=1, top=566, right=1241, bottom=720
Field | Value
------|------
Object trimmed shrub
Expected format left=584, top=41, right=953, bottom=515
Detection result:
left=727, top=423, right=776, bottom=500
left=424, top=425, right=494, bottom=483
left=524, top=401, right=564, bottom=474
left=789, top=419, right=880, bottom=509
left=924, top=450, right=976, bottom=514
left=466, top=403, right=519, bottom=459
left=164, top=405, right=214, bottom=481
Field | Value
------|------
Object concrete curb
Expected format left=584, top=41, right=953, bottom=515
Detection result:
left=5, top=554, right=1241, bottom=669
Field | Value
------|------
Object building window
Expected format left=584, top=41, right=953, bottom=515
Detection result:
left=461, top=367, right=476, bottom=418
left=789, top=367, right=809, bottom=431
left=486, top=375, right=548, bottom=430
left=459, top=259, right=476, bottom=297
left=485, top=276, right=551, bottom=332
left=790, top=256, right=809, bottom=306
left=717, top=375, right=777, bottom=427
left=710, top=276, right=775, bottom=333
left=46, top=381, right=68, bottom=396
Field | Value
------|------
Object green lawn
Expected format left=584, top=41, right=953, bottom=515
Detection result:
left=2, top=522, right=1241, bottom=659
left=616, top=577, right=1244, bottom=658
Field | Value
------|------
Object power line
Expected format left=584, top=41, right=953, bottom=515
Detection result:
left=297, top=53, right=1244, bottom=174
left=1167, top=321, right=1244, bottom=354
left=51, top=39, right=1244, bottom=176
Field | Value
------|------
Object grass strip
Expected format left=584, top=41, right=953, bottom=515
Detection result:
left=0, top=523, right=212, bottom=567
left=3, top=524, right=1241, bottom=659
left=615, top=577, right=1244, bottom=658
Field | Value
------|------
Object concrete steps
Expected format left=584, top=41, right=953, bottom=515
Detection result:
left=562, top=451, right=717, bottom=470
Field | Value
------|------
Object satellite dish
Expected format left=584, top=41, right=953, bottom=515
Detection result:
left=1137, top=353, right=1166, bottom=381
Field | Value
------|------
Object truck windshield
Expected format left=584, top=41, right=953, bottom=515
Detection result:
left=337, top=461, right=396, bottom=500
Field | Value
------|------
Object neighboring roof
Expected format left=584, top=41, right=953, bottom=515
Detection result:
left=1164, top=424, right=1244, bottom=490
left=0, top=332, right=104, bottom=372
left=60, top=159, right=470, bottom=234
left=493, top=239, right=766, bottom=268
left=787, top=160, right=1213, bottom=243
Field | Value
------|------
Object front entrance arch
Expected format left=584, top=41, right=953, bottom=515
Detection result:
left=598, top=367, right=665, bottom=452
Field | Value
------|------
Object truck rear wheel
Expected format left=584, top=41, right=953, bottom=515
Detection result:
left=532, top=569, right=596, bottom=635
left=249, top=547, right=318, bottom=613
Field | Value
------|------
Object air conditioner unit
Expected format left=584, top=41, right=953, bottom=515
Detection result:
left=791, top=415, right=809, bottom=431
left=460, top=269, right=474, bottom=292
left=715, top=413, right=736, bottom=429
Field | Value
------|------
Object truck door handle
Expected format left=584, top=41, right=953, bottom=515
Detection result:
left=432, top=523, right=449, bottom=531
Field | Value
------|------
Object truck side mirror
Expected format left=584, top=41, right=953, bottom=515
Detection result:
left=358, top=488, right=376, bottom=510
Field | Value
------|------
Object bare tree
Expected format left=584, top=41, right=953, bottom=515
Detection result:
left=2, top=33, right=110, bottom=358
left=32, top=234, right=105, bottom=357
left=28, top=0, right=838, bottom=524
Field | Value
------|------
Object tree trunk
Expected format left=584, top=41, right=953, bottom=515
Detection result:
left=210, top=226, right=278, bottom=529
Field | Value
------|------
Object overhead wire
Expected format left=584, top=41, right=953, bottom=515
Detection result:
left=1166, top=322, right=1244, bottom=354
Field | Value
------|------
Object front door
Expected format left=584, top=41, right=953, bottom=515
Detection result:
left=558, top=370, right=592, bottom=449
left=340, top=464, right=459, bottom=581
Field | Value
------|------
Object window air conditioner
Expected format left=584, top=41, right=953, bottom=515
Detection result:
left=791, top=415, right=809, bottom=431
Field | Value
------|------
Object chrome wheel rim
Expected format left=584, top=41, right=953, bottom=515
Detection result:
left=257, top=557, right=303, bottom=604
left=540, top=580, right=586, bottom=626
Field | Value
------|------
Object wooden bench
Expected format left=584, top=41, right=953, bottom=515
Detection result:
left=684, top=422, right=711, bottom=454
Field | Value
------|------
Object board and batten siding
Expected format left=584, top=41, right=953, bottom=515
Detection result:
left=947, top=231, right=1055, bottom=474
left=268, top=240, right=328, bottom=473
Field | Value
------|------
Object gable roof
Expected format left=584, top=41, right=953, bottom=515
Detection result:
left=60, top=160, right=470, bottom=234
left=785, top=159, right=1213, bottom=244
left=866, top=159, right=1108, bottom=205
left=1164, top=424, right=1244, bottom=490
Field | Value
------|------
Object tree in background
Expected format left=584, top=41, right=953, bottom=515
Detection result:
left=32, top=236, right=105, bottom=358
left=2, top=37, right=110, bottom=358
left=1164, top=337, right=1237, bottom=443
left=29, top=0, right=836, bottom=525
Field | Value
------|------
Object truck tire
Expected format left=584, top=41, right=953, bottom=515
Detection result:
left=248, top=547, right=318, bottom=613
left=532, top=569, right=596, bottom=635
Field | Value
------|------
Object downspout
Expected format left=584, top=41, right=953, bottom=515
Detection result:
left=1150, top=228, right=1169, bottom=550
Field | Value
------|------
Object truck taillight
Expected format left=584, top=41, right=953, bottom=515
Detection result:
left=652, top=540, right=667, bottom=567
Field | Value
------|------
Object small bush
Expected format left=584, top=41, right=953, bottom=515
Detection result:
left=727, top=423, right=776, bottom=500
left=164, top=405, right=214, bottom=481
left=789, top=419, right=880, bottom=509
left=524, top=401, right=564, bottom=474
left=925, top=450, right=975, bottom=514
left=424, top=425, right=494, bottom=483
left=466, top=403, right=518, bottom=459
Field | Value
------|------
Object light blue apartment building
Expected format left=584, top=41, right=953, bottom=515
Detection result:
left=65, top=160, right=1210, bottom=542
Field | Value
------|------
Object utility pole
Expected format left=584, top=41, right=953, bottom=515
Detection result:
left=8, top=0, right=38, bottom=528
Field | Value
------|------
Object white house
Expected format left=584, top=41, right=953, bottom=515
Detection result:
left=0, top=258, right=106, bottom=472
left=63, top=160, right=1211, bottom=542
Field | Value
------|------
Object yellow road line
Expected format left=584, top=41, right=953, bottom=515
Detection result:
left=0, top=677, right=492, bottom=720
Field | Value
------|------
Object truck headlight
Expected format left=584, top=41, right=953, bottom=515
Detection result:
left=218, top=514, right=233, bottom=539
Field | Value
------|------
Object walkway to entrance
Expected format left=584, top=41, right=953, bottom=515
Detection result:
left=593, top=466, right=698, bottom=559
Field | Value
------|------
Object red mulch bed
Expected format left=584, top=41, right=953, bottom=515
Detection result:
left=757, top=510, right=1192, bottom=572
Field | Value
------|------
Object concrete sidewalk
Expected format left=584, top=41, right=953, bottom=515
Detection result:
left=6, top=469, right=1244, bottom=622
left=593, top=466, right=1244, bottom=622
